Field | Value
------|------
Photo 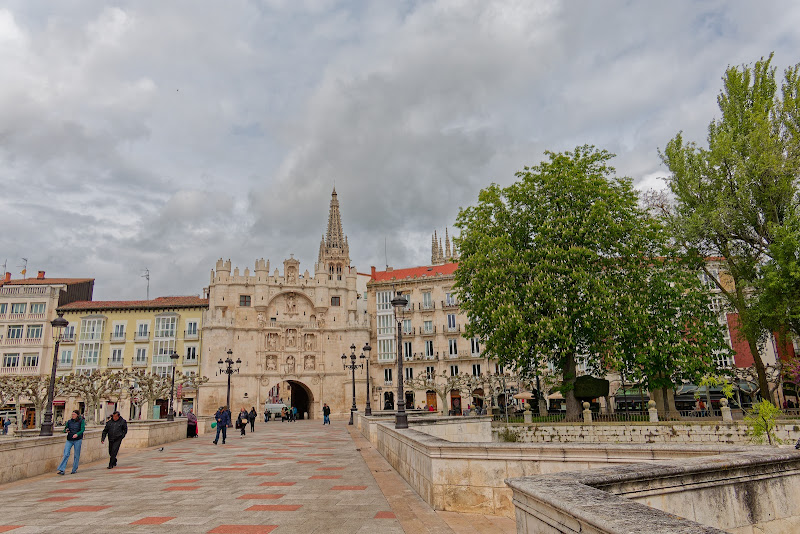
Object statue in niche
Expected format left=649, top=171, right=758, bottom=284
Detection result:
left=286, top=329, right=296, bottom=348
left=266, top=356, right=277, bottom=371
left=286, top=293, right=297, bottom=315
left=288, top=267, right=297, bottom=284
left=304, top=355, right=315, bottom=370
left=317, top=312, right=325, bottom=327
left=304, top=334, right=315, bottom=351
left=267, top=333, right=277, bottom=350
left=286, top=355, right=295, bottom=374
left=257, top=312, right=266, bottom=327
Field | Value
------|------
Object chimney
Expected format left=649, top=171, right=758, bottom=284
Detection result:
left=3, top=272, right=10, bottom=283
left=371, top=266, right=376, bottom=279
left=37, top=270, right=46, bottom=280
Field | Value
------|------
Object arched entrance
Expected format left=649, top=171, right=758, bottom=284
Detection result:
left=383, top=392, right=394, bottom=410
left=426, top=391, right=437, bottom=411
left=286, top=380, right=314, bottom=420
left=450, top=390, right=462, bottom=415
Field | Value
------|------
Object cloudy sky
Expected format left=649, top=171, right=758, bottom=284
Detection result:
left=1, top=1, right=799, bottom=300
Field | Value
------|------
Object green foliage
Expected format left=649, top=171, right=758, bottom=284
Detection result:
left=497, top=427, right=520, bottom=442
left=661, top=53, right=800, bottom=401
left=744, top=400, right=784, bottom=445
left=573, top=375, right=609, bottom=401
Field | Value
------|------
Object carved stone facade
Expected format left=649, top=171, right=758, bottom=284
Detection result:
left=198, top=190, right=370, bottom=418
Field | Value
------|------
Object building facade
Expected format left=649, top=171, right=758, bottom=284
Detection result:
left=198, top=189, right=371, bottom=418
left=57, top=296, right=207, bottom=420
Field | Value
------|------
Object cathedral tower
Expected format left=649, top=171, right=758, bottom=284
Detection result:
left=317, top=188, right=351, bottom=277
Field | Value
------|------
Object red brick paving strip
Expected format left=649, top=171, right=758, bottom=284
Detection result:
left=297, top=460, right=321, bottom=464
left=207, top=526, right=278, bottom=534
left=167, top=479, right=200, bottom=483
left=131, top=517, right=176, bottom=525
left=237, top=494, right=285, bottom=500
left=0, top=528, right=22, bottom=533
left=331, top=486, right=367, bottom=490
left=245, top=505, right=302, bottom=512
left=54, top=506, right=111, bottom=512
left=212, top=467, right=249, bottom=471
left=375, top=511, right=397, bottom=519
left=49, top=488, right=88, bottom=493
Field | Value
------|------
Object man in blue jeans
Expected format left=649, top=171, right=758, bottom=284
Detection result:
left=57, top=410, right=85, bottom=475
left=212, top=406, right=231, bottom=444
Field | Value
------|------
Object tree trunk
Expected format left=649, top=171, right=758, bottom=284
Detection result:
left=747, top=336, right=773, bottom=404
left=564, top=353, right=581, bottom=420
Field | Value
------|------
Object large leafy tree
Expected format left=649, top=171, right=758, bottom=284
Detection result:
left=661, top=54, right=800, bottom=402
left=455, top=146, right=647, bottom=419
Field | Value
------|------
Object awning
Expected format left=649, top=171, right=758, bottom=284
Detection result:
left=547, top=392, right=563, bottom=400
left=513, top=391, right=535, bottom=400
left=53, top=401, right=66, bottom=406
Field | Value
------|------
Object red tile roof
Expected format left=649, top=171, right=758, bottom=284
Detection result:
left=1, top=277, right=94, bottom=286
left=370, top=263, right=458, bottom=282
left=59, top=296, right=208, bottom=312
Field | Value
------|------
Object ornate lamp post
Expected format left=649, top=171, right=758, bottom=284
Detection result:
left=40, top=312, right=69, bottom=436
left=217, top=349, right=241, bottom=409
left=360, top=344, right=373, bottom=416
left=167, top=351, right=180, bottom=421
left=390, top=292, right=409, bottom=429
left=342, top=343, right=363, bottom=425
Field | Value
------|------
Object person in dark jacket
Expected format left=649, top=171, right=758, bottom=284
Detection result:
left=213, top=406, right=230, bottom=444
left=248, top=407, right=257, bottom=432
left=237, top=408, right=248, bottom=437
left=101, top=411, right=128, bottom=469
left=322, top=403, right=331, bottom=425
left=57, top=410, right=85, bottom=475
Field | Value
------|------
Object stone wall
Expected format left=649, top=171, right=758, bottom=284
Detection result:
left=507, top=449, right=800, bottom=533
left=494, top=421, right=800, bottom=445
left=0, top=419, right=204, bottom=484
left=365, top=418, right=750, bottom=517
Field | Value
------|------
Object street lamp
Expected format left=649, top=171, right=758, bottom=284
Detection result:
left=390, top=292, right=409, bottom=429
left=217, top=349, right=241, bottom=410
left=40, top=312, right=69, bottom=436
left=360, top=344, right=372, bottom=416
left=342, top=343, right=363, bottom=425
left=167, top=351, right=180, bottom=421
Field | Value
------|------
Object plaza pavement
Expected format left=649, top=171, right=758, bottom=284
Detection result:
left=0, top=419, right=514, bottom=534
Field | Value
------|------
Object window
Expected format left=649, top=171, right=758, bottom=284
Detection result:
left=404, top=341, right=412, bottom=360
left=402, top=319, right=412, bottom=334
left=498, top=364, right=505, bottom=374
left=377, top=291, right=393, bottom=312
left=3, top=353, right=19, bottom=367
left=10, top=303, right=26, bottom=314
left=423, top=320, right=433, bottom=333
left=425, top=366, right=435, bottom=379
left=240, top=295, right=251, bottom=307
left=110, top=349, right=123, bottom=365
left=0, top=303, right=6, bottom=314
left=405, top=367, right=413, bottom=380
left=422, top=292, right=432, bottom=309
left=378, top=338, right=395, bottom=361
left=425, top=340, right=434, bottom=358
left=472, top=364, right=482, bottom=376
left=377, top=315, right=394, bottom=336
left=700, top=268, right=719, bottom=290
left=59, top=349, right=73, bottom=365
left=448, top=338, right=458, bottom=356
left=186, top=321, right=198, bottom=336
left=7, top=325, right=23, bottom=339
left=330, top=296, right=340, bottom=306
left=113, top=323, right=125, bottom=339
left=135, top=348, right=148, bottom=364
left=185, top=346, right=197, bottom=363
left=30, top=302, right=46, bottom=314
left=709, top=297, right=724, bottom=314
left=153, top=340, right=176, bottom=363
left=63, top=325, right=75, bottom=341
left=154, top=316, right=177, bottom=338
left=447, top=314, right=456, bottom=331
left=384, top=368, right=393, bottom=384
left=471, top=338, right=480, bottom=355
left=26, top=324, right=43, bottom=339
left=152, top=365, right=171, bottom=377
left=403, top=296, right=413, bottom=311
left=80, top=318, right=104, bottom=341
left=137, top=322, right=149, bottom=338
left=445, top=292, right=457, bottom=306
left=77, top=343, right=100, bottom=366
left=450, top=365, right=459, bottom=376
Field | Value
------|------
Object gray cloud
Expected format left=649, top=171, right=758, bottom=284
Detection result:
left=1, top=1, right=799, bottom=298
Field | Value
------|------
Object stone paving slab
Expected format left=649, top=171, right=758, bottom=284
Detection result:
left=0, top=420, right=403, bottom=534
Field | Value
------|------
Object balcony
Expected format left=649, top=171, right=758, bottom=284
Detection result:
left=419, top=302, right=435, bottom=311
left=4, top=338, right=23, bottom=346
left=183, top=358, right=198, bottom=366
left=384, top=380, right=393, bottom=386
left=57, top=361, right=74, bottom=370
left=444, top=324, right=461, bottom=333
left=0, top=365, right=40, bottom=375
left=107, top=359, right=124, bottom=368
left=184, top=330, right=199, bottom=340
left=134, top=333, right=150, bottom=342
left=110, top=334, right=126, bottom=343
left=9, top=313, right=25, bottom=320
left=402, top=327, right=415, bottom=336
left=29, top=313, right=45, bottom=320
left=421, top=326, right=436, bottom=336
left=441, top=300, right=459, bottom=309
left=60, top=335, right=75, bottom=344
left=133, top=359, right=148, bottom=367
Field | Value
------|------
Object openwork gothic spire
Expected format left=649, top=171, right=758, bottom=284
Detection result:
left=319, top=188, right=350, bottom=266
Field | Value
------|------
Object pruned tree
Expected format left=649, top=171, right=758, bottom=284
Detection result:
left=22, top=375, right=71, bottom=427
left=128, top=369, right=173, bottom=419
left=404, top=371, right=467, bottom=414
left=3, top=376, right=30, bottom=431
left=63, top=370, right=130, bottom=424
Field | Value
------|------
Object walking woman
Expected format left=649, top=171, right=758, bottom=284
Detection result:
left=248, top=407, right=257, bottom=432
left=186, top=408, right=198, bottom=438
left=237, top=408, right=248, bottom=438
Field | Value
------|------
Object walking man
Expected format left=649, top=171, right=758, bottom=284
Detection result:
left=101, top=411, right=128, bottom=469
left=213, top=406, right=230, bottom=444
left=57, top=410, right=85, bottom=475
left=322, top=403, right=331, bottom=425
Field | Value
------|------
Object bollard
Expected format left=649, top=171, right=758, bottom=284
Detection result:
left=523, top=407, right=532, bottom=424
left=720, top=398, right=732, bottom=422
left=582, top=402, right=592, bottom=424
left=648, top=400, right=659, bottom=423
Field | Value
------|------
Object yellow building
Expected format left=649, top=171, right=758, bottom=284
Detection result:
left=57, top=296, right=207, bottom=420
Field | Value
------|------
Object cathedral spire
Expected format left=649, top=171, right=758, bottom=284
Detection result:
left=318, top=188, right=350, bottom=266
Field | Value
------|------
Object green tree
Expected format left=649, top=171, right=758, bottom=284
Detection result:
left=744, top=399, right=784, bottom=445
left=661, top=54, right=800, bottom=402
left=455, top=146, right=647, bottom=419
